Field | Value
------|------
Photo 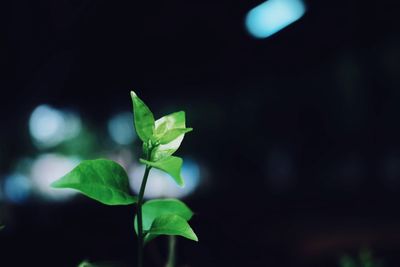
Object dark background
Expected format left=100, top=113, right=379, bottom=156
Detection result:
left=2, top=0, right=400, bottom=266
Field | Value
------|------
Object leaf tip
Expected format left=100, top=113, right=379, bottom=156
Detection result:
left=189, top=231, right=199, bottom=242
left=130, top=91, right=137, bottom=98
left=50, top=178, right=63, bottom=188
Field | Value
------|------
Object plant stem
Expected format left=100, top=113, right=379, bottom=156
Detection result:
left=165, top=235, right=176, bottom=267
left=137, top=165, right=151, bottom=267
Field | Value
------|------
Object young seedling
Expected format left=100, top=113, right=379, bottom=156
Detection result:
left=51, top=91, right=198, bottom=267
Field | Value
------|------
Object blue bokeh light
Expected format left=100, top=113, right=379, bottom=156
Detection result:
left=4, top=173, right=32, bottom=203
left=107, top=112, right=136, bottom=145
left=245, top=0, right=306, bottom=39
left=29, top=105, right=81, bottom=148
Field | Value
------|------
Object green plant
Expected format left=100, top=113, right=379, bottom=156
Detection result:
left=51, top=91, right=198, bottom=267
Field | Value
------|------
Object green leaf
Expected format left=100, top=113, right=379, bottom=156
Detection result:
left=134, top=198, right=193, bottom=236
left=130, top=91, right=155, bottom=142
left=51, top=159, right=137, bottom=205
left=159, top=128, right=193, bottom=144
left=148, top=214, right=198, bottom=241
left=155, top=111, right=186, bottom=136
left=152, top=136, right=185, bottom=161
left=339, top=255, right=357, bottom=267
left=140, top=156, right=184, bottom=186
left=152, top=111, right=191, bottom=161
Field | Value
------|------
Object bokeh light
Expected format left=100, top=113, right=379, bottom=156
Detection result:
left=29, top=105, right=82, bottom=148
left=129, top=158, right=201, bottom=199
left=107, top=112, right=136, bottom=145
left=3, top=173, right=32, bottom=204
left=245, top=0, right=306, bottom=38
left=30, top=153, right=80, bottom=201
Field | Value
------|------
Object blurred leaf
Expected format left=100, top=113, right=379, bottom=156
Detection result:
left=134, top=198, right=194, bottom=242
left=140, top=156, right=184, bottom=186
left=359, top=249, right=383, bottom=267
left=130, top=91, right=155, bottom=142
left=78, top=260, right=118, bottom=267
left=51, top=159, right=137, bottom=205
left=0, top=225, right=4, bottom=230
left=78, top=261, right=96, bottom=267
left=58, top=127, right=99, bottom=158
left=339, top=250, right=384, bottom=267
left=339, top=255, right=357, bottom=267
left=148, top=214, right=198, bottom=241
left=360, top=249, right=373, bottom=267
left=143, top=234, right=158, bottom=244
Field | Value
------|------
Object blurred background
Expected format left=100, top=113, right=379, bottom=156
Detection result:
left=1, top=0, right=400, bottom=266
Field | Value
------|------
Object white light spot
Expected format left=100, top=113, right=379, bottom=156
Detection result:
left=129, top=159, right=201, bottom=199
left=29, top=105, right=81, bottom=148
left=30, top=153, right=80, bottom=201
left=245, top=0, right=306, bottom=39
